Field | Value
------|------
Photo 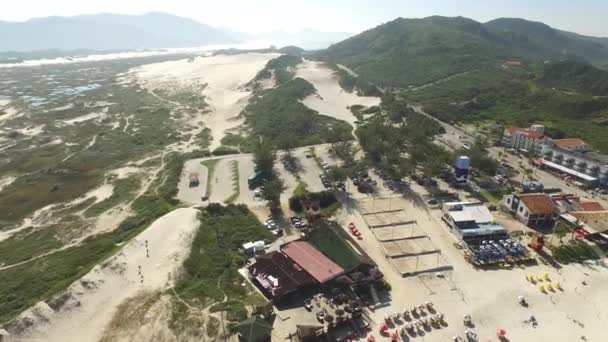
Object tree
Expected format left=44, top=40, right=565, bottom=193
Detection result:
left=252, top=137, right=277, bottom=178
left=331, top=141, right=359, bottom=167
left=261, top=177, right=286, bottom=211
left=326, top=166, right=348, bottom=182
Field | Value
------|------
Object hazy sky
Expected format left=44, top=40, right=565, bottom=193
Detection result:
left=2, top=0, right=607, bottom=37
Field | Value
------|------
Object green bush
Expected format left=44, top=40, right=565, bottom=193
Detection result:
left=212, top=146, right=240, bottom=156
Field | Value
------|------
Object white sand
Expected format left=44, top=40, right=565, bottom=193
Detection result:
left=17, top=124, right=45, bottom=136
left=49, top=103, right=74, bottom=111
left=61, top=109, right=107, bottom=124
left=295, top=59, right=381, bottom=126
left=0, top=175, right=16, bottom=192
left=0, top=106, right=22, bottom=122
left=110, top=166, right=141, bottom=179
left=85, top=183, right=114, bottom=204
left=10, top=208, right=200, bottom=342
left=133, top=53, right=279, bottom=150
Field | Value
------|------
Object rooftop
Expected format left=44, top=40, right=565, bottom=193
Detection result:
left=506, top=127, right=544, bottom=139
left=281, top=240, right=344, bottom=284
left=577, top=201, right=605, bottom=212
left=570, top=211, right=608, bottom=234
left=540, top=160, right=598, bottom=182
left=553, top=138, right=587, bottom=149
left=444, top=202, right=495, bottom=225
left=249, top=251, right=316, bottom=298
left=518, top=193, right=560, bottom=215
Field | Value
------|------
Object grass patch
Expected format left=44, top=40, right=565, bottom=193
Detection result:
left=220, top=133, right=254, bottom=153
left=174, top=204, right=274, bottom=309
left=206, top=316, right=221, bottom=338
left=168, top=293, right=205, bottom=339
left=293, top=178, right=309, bottom=197
left=201, top=159, right=219, bottom=196
left=550, top=241, right=602, bottom=264
left=0, top=226, right=63, bottom=266
left=243, top=77, right=352, bottom=148
left=478, top=188, right=506, bottom=204
left=307, top=222, right=360, bottom=270
left=83, top=176, right=141, bottom=218
left=209, top=300, right=248, bottom=322
left=225, top=161, right=240, bottom=204
left=212, top=146, right=240, bottom=156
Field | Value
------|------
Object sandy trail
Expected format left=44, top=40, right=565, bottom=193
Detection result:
left=61, top=108, right=107, bottom=124
left=10, top=208, right=200, bottom=342
left=132, top=53, right=279, bottom=150
left=295, top=59, right=381, bottom=126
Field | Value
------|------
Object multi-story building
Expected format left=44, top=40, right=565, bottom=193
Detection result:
left=540, top=138, right=608, bottom=186
left=501, top=125, right=548, bottom=154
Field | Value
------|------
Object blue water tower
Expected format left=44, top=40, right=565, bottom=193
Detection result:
left=454, top=156, right=471, bottom=184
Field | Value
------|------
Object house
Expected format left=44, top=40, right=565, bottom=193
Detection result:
left=501, top=125, right=547, bottom=154
left=503, top=193, right=560, bottom=228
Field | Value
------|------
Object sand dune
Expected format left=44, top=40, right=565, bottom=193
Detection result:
left=295, top=59, right=381, bottom=126
left=132, top=53, right=279, bottom=150
left=9, top=208, right=200, bottom=342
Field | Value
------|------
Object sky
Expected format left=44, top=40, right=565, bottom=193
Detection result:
left=1, top=0, right=608, bottom=37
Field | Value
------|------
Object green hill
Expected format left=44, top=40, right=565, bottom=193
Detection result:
left=540, top=60, right=608, bottom=95
left=317, top=16, right=608, bottom=87
left=484, top=18, right=608, bottom=64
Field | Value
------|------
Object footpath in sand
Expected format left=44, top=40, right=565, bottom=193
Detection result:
left=10, top=208, right=200, bottom=342
left=295, top=59, right=381, bottom=126
left=132, top=53, right=279, bottom=151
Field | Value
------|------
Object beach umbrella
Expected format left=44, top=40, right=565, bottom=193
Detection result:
left=390, top=331, right=398, bottom=341
left=380, top=323, right=388, bottom=331
left=497, top=328, right=507, bottom=337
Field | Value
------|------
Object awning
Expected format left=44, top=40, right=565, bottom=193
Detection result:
left=541, top=160, right=598, bottom=182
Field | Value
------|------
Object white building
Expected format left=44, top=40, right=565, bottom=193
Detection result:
left=540, top=138, right=608, bottom=186
left=501, top=125, right=548, bottom=154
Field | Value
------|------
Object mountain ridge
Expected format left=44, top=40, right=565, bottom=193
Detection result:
left=316, top=16, right=608, bottom=87
left=0, top=12, right=237, bottom=51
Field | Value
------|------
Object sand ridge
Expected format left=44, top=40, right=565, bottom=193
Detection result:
left=295, top=59, right=381, bottom=126
left=132, top=53, right=279, bottom=150
left=8, top=208, right=201, bottom=342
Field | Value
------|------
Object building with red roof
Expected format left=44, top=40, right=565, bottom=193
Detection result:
left=502, top=125, right=548, bottom=154
left=503, top=193, right=560, bottom=228
left=281, top=240, right=344, bottom=284
left=552, top=138, right=588, bottom=152
left=248, top=251, right=316, bottom=299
